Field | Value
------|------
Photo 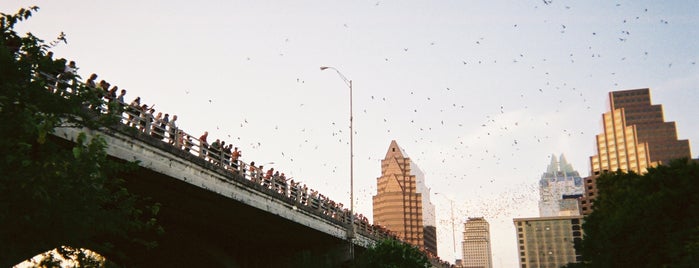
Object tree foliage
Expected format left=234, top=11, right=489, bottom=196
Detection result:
left=354, top=239, right=430, bottom=268
left=572, top=159, right=699, bottom=267
left=0, top=7, right=161, bottom=267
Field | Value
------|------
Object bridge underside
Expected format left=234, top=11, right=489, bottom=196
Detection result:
left=120, top=165, right=354, bottom=267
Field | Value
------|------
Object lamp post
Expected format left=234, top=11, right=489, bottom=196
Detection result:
left=435, top=192, right=457, bottom=263
left=320, top=66, right=354, bottom=260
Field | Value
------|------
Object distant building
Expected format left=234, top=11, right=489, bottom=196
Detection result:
left=513, top=216, right=583, bottom=268
left=589, top=100, right=653, bottom=175
left=609, top=88, right=691, bottom=165
left=461, top=217, right=492, bottom=268
left=538, top=154, right=584, bottom=217
left=583, top=88, right=692, bottom=214
left=415, top=162, right=438, bottom=256
left=559, top=194, right=583, bottom=216
left=373, top=140, right=437, bottom=255
left=579, top=175, right=597, bottom=215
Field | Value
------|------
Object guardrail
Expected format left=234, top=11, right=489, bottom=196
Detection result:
left=41, top=71, right=397, bottom=242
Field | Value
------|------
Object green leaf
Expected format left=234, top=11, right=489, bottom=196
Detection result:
left=72, top=147, right=81, bottom=159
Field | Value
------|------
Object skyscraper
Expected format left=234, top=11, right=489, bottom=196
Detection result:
left=589, top=103, right=652, bottom=174
left=461, top=217, right=493, bottom=268
left=538, top=154, right=584, bottom=217
left=583, top=88, right=692, bottom=214
left=513, top=216, right=583, bottom=268
left=609, top=88, right=691, bottom=165
left=373, top=140, right=436, bottom=254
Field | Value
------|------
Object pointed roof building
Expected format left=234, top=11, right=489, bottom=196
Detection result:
left=539, top=154, right=583, bottom=217
left=373, top=140, right=436, bottom=254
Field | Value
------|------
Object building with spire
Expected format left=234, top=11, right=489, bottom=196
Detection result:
left=512, top=156, right=584, bottom=267
left=461, top=217, right=493, bottom=268
left=538, top=154, right=584, bottom=217
left=373, top=140, right=437, bottom=255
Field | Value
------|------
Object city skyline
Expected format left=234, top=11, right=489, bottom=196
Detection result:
left=4, top=1, right=697, bottom=266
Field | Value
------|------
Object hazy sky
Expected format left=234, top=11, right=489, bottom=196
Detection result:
left=5, top=0, right=698, bottom=266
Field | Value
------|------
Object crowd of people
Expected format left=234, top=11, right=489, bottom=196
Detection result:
left=45, top=59, right=451, bottom=266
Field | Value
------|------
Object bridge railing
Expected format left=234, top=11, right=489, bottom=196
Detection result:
left=40, top=71, right=398, bottom=242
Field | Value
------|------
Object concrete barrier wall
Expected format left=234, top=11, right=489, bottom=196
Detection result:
left=53, top=125, right=379, bottom=247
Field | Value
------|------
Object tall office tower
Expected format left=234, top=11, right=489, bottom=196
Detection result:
left=538, top=154, right=584, bottom=217
left=589, top=103, right=652, bottom=174
left=513, top=216, right=583, bottom=268
left=583, top=88, right=692, bottom=214
left=609, top=88, right=691, bottom=164
left=461, top=217, right=493, bottom=268
left=373, top=140, right=432, bottom=251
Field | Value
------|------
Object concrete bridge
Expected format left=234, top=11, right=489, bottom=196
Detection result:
left=53, top=119, right=389, bottom=267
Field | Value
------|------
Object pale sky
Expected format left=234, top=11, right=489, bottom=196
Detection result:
left=5, top=1, right=698, bottom=266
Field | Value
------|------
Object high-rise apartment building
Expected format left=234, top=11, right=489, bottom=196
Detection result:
left=373, top=140, right=437, bottom=254
left=583, top=88, right=692, bottom=214
left=538, top=154, right=584, bottom=217
left=461, top=217, right=493, bottom=268
left=513, top=216, right=583, bottom=268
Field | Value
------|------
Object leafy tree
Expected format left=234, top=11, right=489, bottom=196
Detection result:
left=354, top=239, right=430, bottom=268
left=0, top=7, right=161, bottom=267
left=570, top=159, right=699, bottom=268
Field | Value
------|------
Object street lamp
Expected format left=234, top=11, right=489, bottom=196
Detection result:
left=320, top=66, right=355, bottom=260
left=435, top=192, right=457, bottom=263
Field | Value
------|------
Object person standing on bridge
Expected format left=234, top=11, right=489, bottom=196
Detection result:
left=248, top=161, right=256, bottom=182
left=116, top=89, right=126, bottom=105
left=127, top=97, right=141, bottom=127
left=86, top=73, right=98, bottom=88
left=151, top=112, right=163, bottom=139
left=199, top=131, right=209, bottom=159
left=167, top=115, right=178, bottom=145
left=209, top=139, right=221, bottom=164
left=139, top=105, right=153, bottom=133
left=222, top=143, right=232, bottom=167
left=231, top=147, right=241, bottom=170
left=159, top=113, right=170, bottom=142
